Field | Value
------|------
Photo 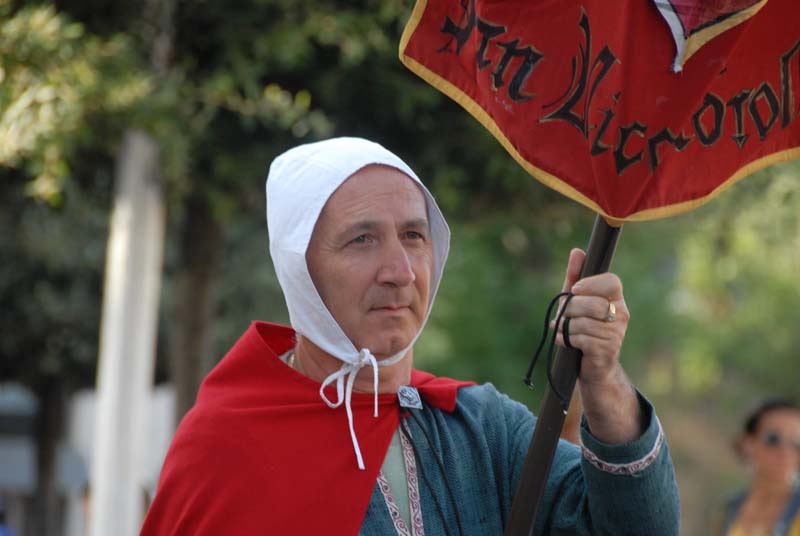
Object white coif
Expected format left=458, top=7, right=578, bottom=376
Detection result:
left=266, top=137, right=450, bottom=469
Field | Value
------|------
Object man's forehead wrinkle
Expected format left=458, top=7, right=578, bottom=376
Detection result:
left=403, top=217, right=431, bottom=231
left=337, top=166, right=425, bottom=201
left=325, top=189, right=427, bottom=226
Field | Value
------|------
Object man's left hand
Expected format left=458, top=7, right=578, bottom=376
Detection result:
left=553, top=248, right=643, bottom=444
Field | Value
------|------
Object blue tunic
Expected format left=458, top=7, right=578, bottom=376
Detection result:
left=360, top=383, right=680, bottom=535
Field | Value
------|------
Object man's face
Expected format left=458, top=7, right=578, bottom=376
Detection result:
left=306, top=165, right=434, bottom=359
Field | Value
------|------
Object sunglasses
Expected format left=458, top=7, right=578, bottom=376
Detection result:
left=760, top=430, right=800, bottom=452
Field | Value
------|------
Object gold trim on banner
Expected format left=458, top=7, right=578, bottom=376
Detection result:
left=398, top=0, right=426, bottom=57
left=680, top=0, right=769, bottom=69
left=399, top=0, right=800, bottom=225
left=621, top=147, right=800, bottom=221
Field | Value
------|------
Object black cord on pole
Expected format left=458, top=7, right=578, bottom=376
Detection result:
left=523, top=291, right=575, bottom=413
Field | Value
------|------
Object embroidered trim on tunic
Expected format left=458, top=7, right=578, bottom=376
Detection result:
left=377, top=471, right=413, bottom=536
left=377, top=426, right=425, bottom=536
left=580, top=417, right=665, bottom=476
left=400, top=427, right=425, bottom=536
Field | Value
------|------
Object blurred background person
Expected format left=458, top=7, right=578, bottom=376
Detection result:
left=0, top=497, right=15, bottom=536
left=719, top=399, right=800, bottom=536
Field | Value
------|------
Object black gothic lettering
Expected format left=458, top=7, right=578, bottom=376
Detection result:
left=491, top=39, right=543, bottom=102
left=476, top=19, right=505, bottom=69
left=614, top=122, right=647, bottom=176
left=647, top=128, right=692, bottom=171
left=748, top=82, right=781, bottom=140
left=780, top=39, right=800, bottom=127
left=727, top=90, right=752, bottom=149
left=691, top=94, right=725, bottom=146
left=590, top=108, right=615, bottom=155
left=441, top=0, right=477, bottom=54
left=540, top=10, right=618, bottom=138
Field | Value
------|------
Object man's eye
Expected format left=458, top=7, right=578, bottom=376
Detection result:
left=406, top=231, right=425, bottom=240
left=351, top=234, right=369, bottom=244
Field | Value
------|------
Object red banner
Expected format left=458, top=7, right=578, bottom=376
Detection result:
left=400, top=0, right=800, bottom=222
left=656, top=0, right=768, bottom=71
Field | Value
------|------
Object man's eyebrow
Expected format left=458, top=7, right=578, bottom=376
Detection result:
left=334, top=218, right=430, bottom=242
left=334, top=221, right=380, bottom=242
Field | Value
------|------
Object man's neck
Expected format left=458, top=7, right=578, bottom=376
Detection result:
left=293, top=337, right=413, bottom=394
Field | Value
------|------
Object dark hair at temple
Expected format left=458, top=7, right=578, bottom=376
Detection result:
left=742, top=398, right=800, bottom=436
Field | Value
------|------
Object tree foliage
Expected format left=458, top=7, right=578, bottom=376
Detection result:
left=669, top=161, right=800, bottom=396
left=0, top=1, right=146, bottom=203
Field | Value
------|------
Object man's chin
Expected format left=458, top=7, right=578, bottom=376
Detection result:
left=350, top=319, right=419, bottom=354
left=376, top=348, right=413, bottom=362
left=356, top=335, right=415, bottom=361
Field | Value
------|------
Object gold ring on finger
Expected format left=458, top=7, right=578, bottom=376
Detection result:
left=605, top=302, right=617, bottom=323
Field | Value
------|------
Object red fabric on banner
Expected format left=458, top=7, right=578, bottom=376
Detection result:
left=139, top=322, right=474, bottom=535
left=400, top=0, right=800, bottom=221
left=666, top=0, right=761, bottom=36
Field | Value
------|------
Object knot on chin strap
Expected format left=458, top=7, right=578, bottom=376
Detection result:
left=319, top=348, right=380, bottom=470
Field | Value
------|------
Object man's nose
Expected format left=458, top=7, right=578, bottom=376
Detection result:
left=377, top=238, right=416, bottom=287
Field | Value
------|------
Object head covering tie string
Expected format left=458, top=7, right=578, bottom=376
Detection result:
left=319, top=349, right=406, bottom=469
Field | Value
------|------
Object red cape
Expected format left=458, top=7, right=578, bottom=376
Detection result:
left=141, top=321, right=474, bottom=535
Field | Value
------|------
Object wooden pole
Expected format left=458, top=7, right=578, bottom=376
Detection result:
left=504, top=214, right=622, bottom=536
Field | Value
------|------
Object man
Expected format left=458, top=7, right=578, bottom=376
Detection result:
left=141, top=137, right=680, bottom=535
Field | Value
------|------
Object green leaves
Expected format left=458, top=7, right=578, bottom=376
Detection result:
left=669, top=162, right=800, bottom=395
left=0, top=4, right=147, bottom=204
